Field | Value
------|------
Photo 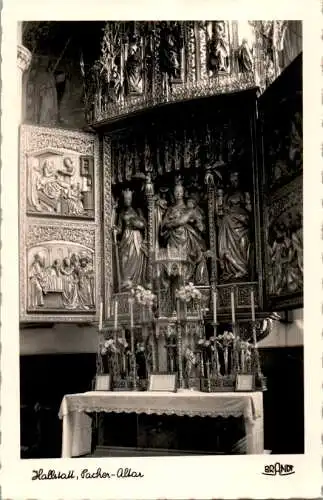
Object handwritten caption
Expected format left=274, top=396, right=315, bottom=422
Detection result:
left=32, top=468, right=144, bottom=481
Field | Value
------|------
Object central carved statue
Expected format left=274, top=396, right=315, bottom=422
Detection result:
left=159, top=180, right=209, bottom=285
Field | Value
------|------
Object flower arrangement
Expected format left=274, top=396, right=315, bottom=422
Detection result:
left=175, top=282, right=202, bottom=303
left=100, top=337, right=129, bottom=355
left=217, top=331, right=236, bottom=346
left=131, top=285, right=156, bottom=307
left=100, top=338, right=119, bottom=355
left=135, top=341, right=146, bottom=354
left=184, top=346, right=198, bottom=378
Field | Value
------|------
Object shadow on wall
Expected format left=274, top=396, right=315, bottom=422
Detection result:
left=20, top=353, right=96, bottom=458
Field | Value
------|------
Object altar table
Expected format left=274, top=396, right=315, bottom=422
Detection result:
left=58, top=391, right=264, bottom=457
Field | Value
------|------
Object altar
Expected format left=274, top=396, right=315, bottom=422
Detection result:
left=59, top=391, right=264, bottom=457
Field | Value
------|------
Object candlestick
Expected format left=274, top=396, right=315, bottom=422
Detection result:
left=212, top=290, right=217, bottom=324
left=129, top=299, right=134, bottom=328
left=170, top=355, right=174, bottom=373
left=176, top=298, right=181, bottom=321
left=107, top=282, right=110, bottom=318
left=206, top=361, right=211, bottom=392
left=130, top=327, right=137, bottom=390
left=251, top=288, right=256, bottom=322
left=216, top=347, right=221, bottom=375
left=114, top=299, right=118, bottom=330
left=99, top=300, right=103, bottom=331
left=177, top=321, right=184, bottom=389
left=230, top=288, right=236, bottom=325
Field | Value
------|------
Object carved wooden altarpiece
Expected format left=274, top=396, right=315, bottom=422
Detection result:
left=20, top=125, right=101, bottom=323
left=260, top=54, right=303, bottom=310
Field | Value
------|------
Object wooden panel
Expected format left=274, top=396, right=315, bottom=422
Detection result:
left=259, top=54, right=303, bottom=310
left=20, top=124, right=102, bottom=322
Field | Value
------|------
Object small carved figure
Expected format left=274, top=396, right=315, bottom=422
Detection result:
left=65, top=183, right=84, bottom=216
left=29, top=254, right=47, bottom=307
left=77, top=256, right=95, bottom=309
left=208, top=21, right=230, bottom=74
left=218, top=170, right=252, bottom=281
left=159, top=22, right=183, bottom=80
left=153, top=188, right=168, bottom=249
left=125, top=37, right=143, bottom=95
left=28, top=158, right=43, bottom=212
left=60, top=257, right=79, bottom=309
left=107, top=64, right=121, bottom=103
left=268, top=222, right=292, bottom=295
left=237, top=38, right=253, bottom=73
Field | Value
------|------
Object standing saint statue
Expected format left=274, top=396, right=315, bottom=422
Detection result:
left=125, top=37, right=143, bottom=95
left=160, top=180, right=209, bottom=285
left=115, top=189, right=147, bottom=290
left=217, top=170, right=252, bottom=281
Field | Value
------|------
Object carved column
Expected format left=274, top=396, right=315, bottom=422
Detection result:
left=205, top=172, right=218, bottom=286
left=145, top=173, right=154, bottom=286
left=17, top=24, right=32, bottom=123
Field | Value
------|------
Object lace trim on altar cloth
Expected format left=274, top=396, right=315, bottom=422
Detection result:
left=59, top=392, right=261, bottom=423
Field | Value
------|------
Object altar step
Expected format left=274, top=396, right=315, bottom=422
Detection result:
left=92, top=446, right=225, bottom=457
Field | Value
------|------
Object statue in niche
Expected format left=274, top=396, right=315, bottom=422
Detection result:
left=160, top=179, right=209, bottom=285
left=217, top=170, right=252, bottom=282
left=153, top=188, right=168, bottom=250
left=28, top=246, right=95, bottom=311
left=159, top=22, right=183, bottom=81
left=125, top=36, right=143, bottom=95
left=208, top=21, right=230, bottom=75
left=237, top=39, right=253, bottom=74
left=115, top=189, right=148, bottom=290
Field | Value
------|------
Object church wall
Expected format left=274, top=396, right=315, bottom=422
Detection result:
left=24, top=53, right=86, bottom=129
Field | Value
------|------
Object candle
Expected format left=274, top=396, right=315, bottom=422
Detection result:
left=230, top=288, right=235, bottom=325
left=99, top=300, right=103, bottom=331
left=114, top=299, right=118, bottom=330
left=212, top=290, right=217, bottom=324
left=107, top=282, right=110, bottom=318
left=251, top=288, right=256, bottom=322
left=216, top=348, right=221, bottom=375
left=129, top=299, right=134, bottom=328
left=176, top=299, right=181, bottom=320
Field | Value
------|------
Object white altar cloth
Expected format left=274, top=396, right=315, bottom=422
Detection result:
left=59, top=391, right=264, bottom=457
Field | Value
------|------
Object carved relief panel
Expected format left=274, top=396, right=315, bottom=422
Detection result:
left=26, top=149, right=94, bottom=218
left=20, top=125, right=101, bottom=322
left=260, top=55, right=302, bottom=310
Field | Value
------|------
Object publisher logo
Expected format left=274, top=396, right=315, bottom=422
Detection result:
left=262, top=463, right=295, bottom=477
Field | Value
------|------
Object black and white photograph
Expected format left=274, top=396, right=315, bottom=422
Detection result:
left=1, top=4, right=321, bottom=499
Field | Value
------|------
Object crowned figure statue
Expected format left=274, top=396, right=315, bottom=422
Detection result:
left=115, top=189, right=147, bottom=290
left=160, top=178, right=209, bottom=285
